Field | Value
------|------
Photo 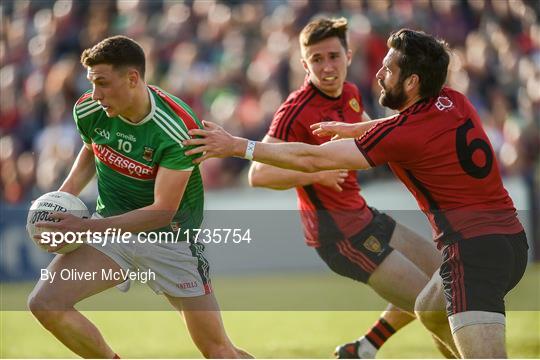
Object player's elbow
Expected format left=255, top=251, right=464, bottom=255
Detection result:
left=156, top=215, right=175, bottom=229
left=248, top=164, right=277, bottom=188
left=247, top=165, right=263, bottom=187
left=151, top=208, right=177, bottom=227
left=249, top=176, right=266, bottom=188
left=161, top=214, right=176, bottom=227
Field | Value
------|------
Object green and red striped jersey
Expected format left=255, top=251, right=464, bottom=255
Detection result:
left=73, top=85, right=204, bottom=233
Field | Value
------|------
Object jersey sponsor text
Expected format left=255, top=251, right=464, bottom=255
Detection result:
left=92, top=143, right=156, bottom=180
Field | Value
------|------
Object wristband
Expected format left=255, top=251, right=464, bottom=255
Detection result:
left=244, top=140, right=256, bottom=160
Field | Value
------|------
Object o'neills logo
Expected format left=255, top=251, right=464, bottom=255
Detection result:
left=92, top=143, right=156, bottom=180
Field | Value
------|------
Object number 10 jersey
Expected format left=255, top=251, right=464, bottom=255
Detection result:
left=73, top=86, right=204, bottom=233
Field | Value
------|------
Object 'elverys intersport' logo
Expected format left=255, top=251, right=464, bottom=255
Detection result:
left=92, top=143, right=156, bottom=180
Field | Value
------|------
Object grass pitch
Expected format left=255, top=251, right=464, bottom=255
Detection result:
left=1, top=266, right=539, bottom=358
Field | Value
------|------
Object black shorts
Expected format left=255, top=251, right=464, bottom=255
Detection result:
left=440, top=231, right=529, bottom=316
left=315, top=208, right=396, bottom=284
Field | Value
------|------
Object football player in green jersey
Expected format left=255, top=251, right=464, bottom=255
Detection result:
left=28, top=36, right=251, bottom=359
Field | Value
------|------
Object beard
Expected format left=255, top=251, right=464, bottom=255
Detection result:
left=379, top=80, right=408, bottom=110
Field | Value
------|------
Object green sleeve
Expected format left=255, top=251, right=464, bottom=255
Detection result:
left=72, top=103, right=92, bottom=144
left=159, top=143, right=201, bottom=171
left=154, top=88, right=204, bottom=170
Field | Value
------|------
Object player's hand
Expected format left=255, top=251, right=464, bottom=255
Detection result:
left=32, top=233, right=70, bottom=252
left=35, top=213, right=87, bottom=252
left=315, top=170, right=348, bottom=192
left=310, top=121, right=361, bottom=140
left=35, top=212, right=86, bottom=234
left=184, top=121, right=245, bottom=164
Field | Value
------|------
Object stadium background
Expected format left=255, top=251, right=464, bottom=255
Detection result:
left=1, top=0, right=539, bottom=358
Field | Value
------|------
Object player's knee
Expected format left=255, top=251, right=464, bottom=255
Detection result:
left=414, top=279, right=443, bottom=313
left=27, top=292, right=68, bottom=328
left=415, top=309, right=448, bottom=333
left=414, top=286, right=429, bottom=312
left=28, top=291, right=49, bottom=313
left=415, top=289, right=450, bottom=334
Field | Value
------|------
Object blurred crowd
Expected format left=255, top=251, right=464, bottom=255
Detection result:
left=1, top=0, right=539, bottom=202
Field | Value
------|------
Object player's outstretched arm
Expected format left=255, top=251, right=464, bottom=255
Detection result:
left=58, top=144, right=96, bottom=196
left=311, top=121, right=365, bottom=139
left=311, top=115, right=394, bottom=139
left=183, top=121, right=371, bottom=173
left=248, top=135, right=348, bottom=191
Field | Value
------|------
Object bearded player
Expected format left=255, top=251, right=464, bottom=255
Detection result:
left=184, top=29, right=528, bottom=359
left=28, top=36, right=251, bottom=359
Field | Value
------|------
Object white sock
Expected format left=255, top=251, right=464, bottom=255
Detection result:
left=356, top=336, right=378, bottom=358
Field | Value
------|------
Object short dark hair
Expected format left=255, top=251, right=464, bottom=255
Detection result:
left=300, top=17, right=348, bottom=51
left=387, top=29, right=450, bottom=98
left=81, top=35, right=146, bottom=79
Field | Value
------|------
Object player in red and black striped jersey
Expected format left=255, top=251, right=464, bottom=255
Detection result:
left=248, top=18, right=445, bottom=359
left=267, top=78, right=374, bottom=248
left=185, top=29, right=528, bottom=358
left=354, top=86, right=524, bottom=244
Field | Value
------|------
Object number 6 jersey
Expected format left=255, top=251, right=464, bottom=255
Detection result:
left=355, top=87, right=523, bottom=246
left=73, top=85, right=204, bottom=233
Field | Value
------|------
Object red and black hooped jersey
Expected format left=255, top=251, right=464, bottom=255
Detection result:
left=355, top=87, right=523, bottom=246
left=268, top=78, right=373, bottom=247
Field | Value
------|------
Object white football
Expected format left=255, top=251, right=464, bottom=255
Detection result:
left=26, top=191, right=90, bottom=254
